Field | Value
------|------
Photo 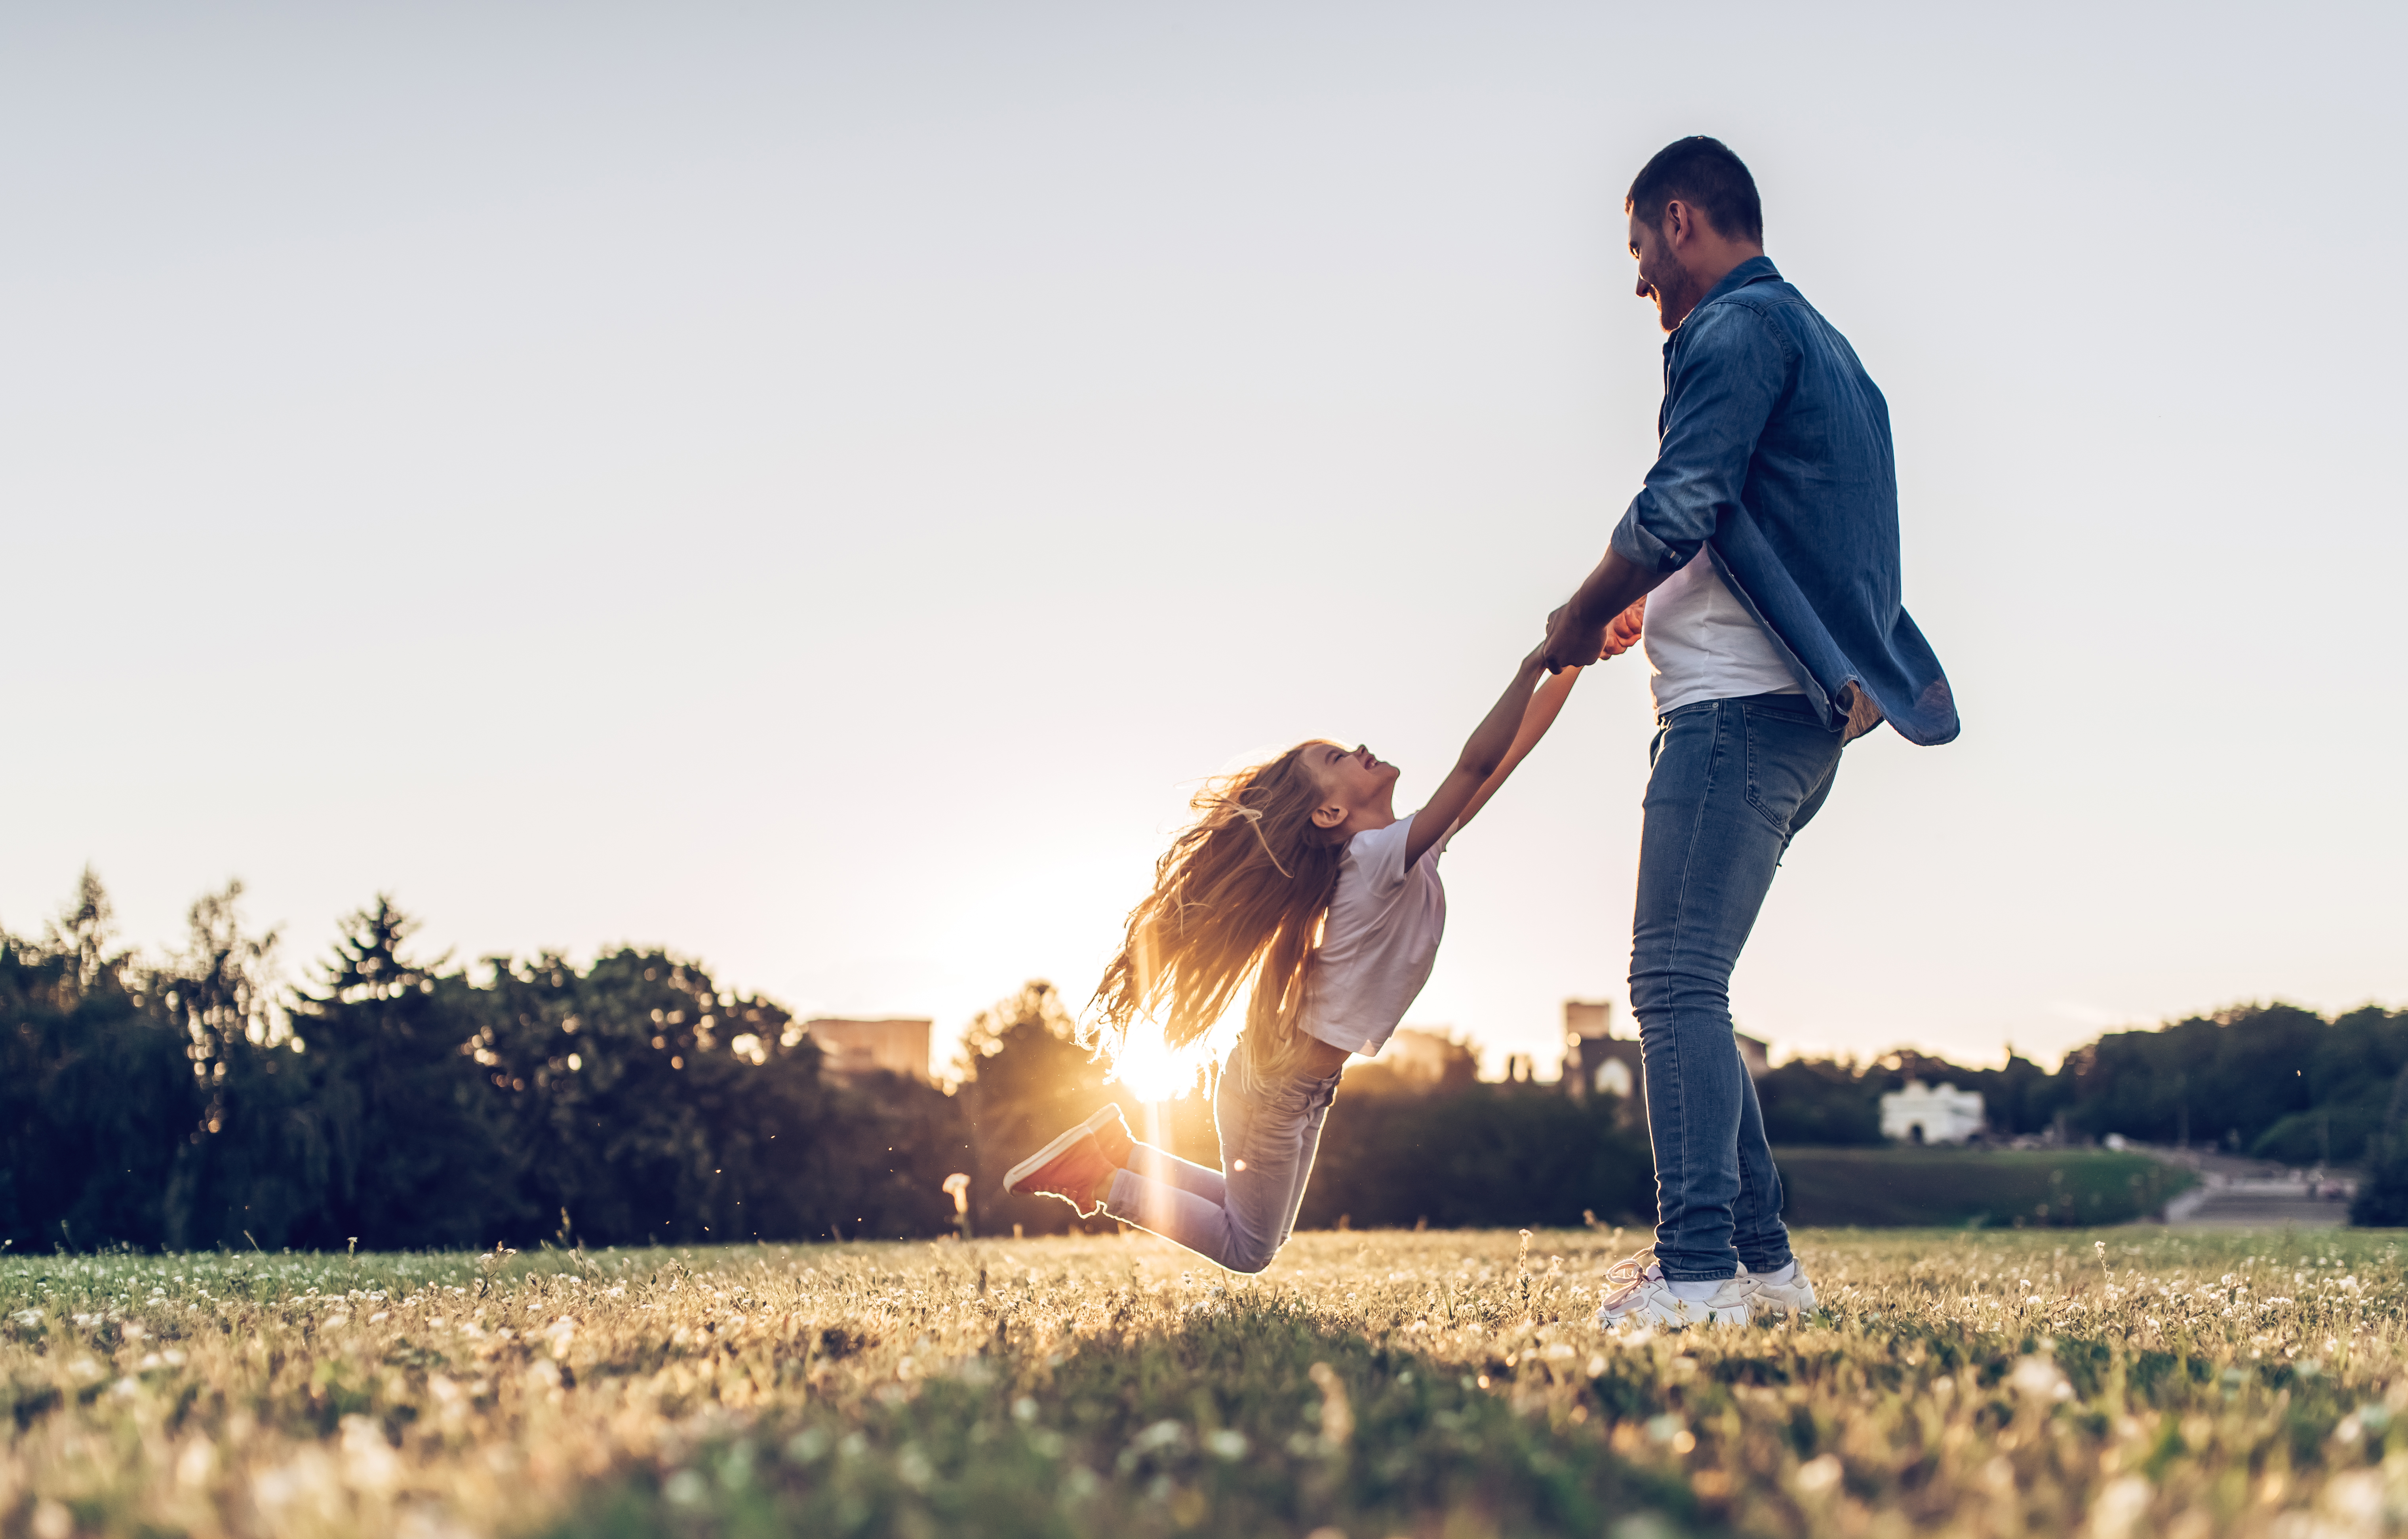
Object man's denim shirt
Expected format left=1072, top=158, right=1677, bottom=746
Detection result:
left=1609, top=256, right=1959, bottom=746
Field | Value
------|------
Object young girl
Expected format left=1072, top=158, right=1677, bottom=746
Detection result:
left=1002, top=646, right=1582, bottom=1273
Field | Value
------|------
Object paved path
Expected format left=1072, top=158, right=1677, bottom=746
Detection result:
left=2163, top=1176, right=2352, bottom=1229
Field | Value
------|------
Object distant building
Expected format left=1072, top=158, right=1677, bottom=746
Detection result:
left=1562, top=1000, right=1642, bottom=1103
left=1560, top=999, right=1765, bottom=1101
left=1734, top=1031, right=1770, bottom=1079
left=1879, top=1080, right=1984, bottom=1145
left=805, top=1017, right=932, bottom=1083
left=1591, top=1053, right=1637, bottom=1101
left=1565, top=999, right=1613, bottom=1042
left=1346, top=1026, right=1479, bottom=1097
left=1382, top=1027, right=1462, bottom=1087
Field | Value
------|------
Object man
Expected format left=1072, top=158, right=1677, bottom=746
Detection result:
left=1541, top=137, right=1957, bottom=1326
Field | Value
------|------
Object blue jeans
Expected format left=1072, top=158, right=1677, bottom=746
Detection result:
left=1100, top=1042, right=1340, bottom=1274
left=1633, top=693, right=1843, bottom=1282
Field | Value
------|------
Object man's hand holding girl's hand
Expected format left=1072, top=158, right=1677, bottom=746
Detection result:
left=1542, top=596, right=1645, bottom=673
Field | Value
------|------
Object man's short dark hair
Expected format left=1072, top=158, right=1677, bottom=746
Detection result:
left=1626, top=136, right=1762, bottom=245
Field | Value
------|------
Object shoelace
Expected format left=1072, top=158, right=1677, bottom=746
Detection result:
left=1597, top=1248, right=1660, bottom=1309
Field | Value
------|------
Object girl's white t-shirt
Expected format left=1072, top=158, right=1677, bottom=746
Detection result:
left=1296, top=812, right=1449, bottom=1057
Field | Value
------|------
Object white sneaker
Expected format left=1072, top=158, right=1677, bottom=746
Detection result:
left=1744, top=1260, right=1817, bottom=1318
left=1595, top=1251, right=1752, bottom=1328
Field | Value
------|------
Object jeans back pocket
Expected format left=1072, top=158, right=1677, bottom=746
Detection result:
left=1742, top=705, right=1843, bottom=838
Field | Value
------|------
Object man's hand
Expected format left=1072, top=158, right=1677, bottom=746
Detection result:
left=1545, top=548, right=1667, bottom=673
left=1543, top=597, right=1642, bottom=672
left=1541, top=604, right=1605, bottom=673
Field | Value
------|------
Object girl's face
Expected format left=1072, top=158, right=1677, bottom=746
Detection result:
left=1306, top=742, right=1401, bottom=836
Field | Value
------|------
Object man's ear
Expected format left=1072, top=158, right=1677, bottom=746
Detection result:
left=1662, top=198, right=1694, bottom=250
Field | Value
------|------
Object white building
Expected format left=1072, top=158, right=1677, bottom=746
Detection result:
left=1879, top=1080, right=1985, bottom=1145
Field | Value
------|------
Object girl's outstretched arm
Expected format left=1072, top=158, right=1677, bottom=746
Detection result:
left=1402, top=648, right=1549, bottom=867
left=1404, top=598, right=1642, bottom=864
left=1452, top=664, right=1580, bottom=833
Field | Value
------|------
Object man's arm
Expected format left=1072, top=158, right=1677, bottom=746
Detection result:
left=1542, top=553, right=1663, bottom=671
left=1543, top=304, right=1787, bottom=671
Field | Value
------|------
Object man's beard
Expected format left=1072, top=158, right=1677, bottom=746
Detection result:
left=1650, top=255, right=1705, bottom=331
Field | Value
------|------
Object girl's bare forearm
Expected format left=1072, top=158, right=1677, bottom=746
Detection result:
left=1457, top=654, right=1550, bottom=783
left=1406, top=653, right=1553, bottom=865
left=1457, top=666, right=1578, bottom=829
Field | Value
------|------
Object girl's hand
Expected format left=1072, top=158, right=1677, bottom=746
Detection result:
left=1295, top=1036, right=1351, bottom=1079
left=1601, top=596, right=1647, bottom=657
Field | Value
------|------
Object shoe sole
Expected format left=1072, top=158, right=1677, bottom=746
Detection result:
left=1599, top=1299, right=1753, bottom=1329
left=1001, top=1105, right=1127, bottom=1197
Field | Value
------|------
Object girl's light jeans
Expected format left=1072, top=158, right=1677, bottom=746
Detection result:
left=1100, top=1043, right=1340, bottom=1274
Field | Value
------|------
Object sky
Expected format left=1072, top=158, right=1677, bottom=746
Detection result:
left=3, top=1, right=2402, bottom=1083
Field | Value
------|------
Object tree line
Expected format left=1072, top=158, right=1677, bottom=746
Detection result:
left=1755, top=1001, right=2408, bottom=1166
left=11, top=871, right=2400, bottom=1251
left=1, top=874, right=1654, bottom=1253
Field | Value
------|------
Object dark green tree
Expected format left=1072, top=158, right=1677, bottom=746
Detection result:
left=2256, top=1007, right=2408, bottom=1165
left=1756, top=1058, right=1883, bottom=1145
left=287, top=899, right=520, bottom=1249
left=474, top=947, right=959, bottom=1246
left=152, top=882, right=335, bottom=1250
left=2061, top=1003, right=2329, bottom=1149
left=2351, top=1065, right=2408, bottom=1226
left=1301, top=1081, right=1656, bottom=1230
left=0, top=870, right=201, bottom=1251
left=954, top=981, right=1134, bottom=1238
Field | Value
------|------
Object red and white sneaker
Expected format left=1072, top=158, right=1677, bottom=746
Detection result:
left=1003, top=1105, right=1135, bottom=1217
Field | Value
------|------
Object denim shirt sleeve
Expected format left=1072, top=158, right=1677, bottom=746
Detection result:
left=1608, top=300, right=1791, bottom=574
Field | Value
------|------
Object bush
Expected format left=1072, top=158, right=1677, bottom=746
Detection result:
left=2252, top=1096, right=2383, bottom=1166
left=2352, top=1137, right=2408, bottom=1226
left=1298, top=1083, right=1655, bottom=1231
left=1757, top=1059, right=1882, bottom=1145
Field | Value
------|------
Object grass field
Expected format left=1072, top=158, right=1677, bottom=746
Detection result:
left=1776, top=1149, right=2196, bottom=1229
left=6, top=1226, right=2406, bottom=1538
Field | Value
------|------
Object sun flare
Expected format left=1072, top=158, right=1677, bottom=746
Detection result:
left=1105, top=1019, right=1213, bottom=1104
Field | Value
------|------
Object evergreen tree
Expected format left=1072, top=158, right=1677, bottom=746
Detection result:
left=287, top=899, right=520, bottom=1249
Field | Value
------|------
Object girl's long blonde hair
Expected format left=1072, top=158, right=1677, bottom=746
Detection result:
left=1091, top=743, right=1344, bottom=1072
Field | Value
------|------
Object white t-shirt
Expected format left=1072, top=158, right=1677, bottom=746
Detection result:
left=1296, top=812, right=1449, bottom=1057
left=1641, top=549, right=1803, bottom=715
